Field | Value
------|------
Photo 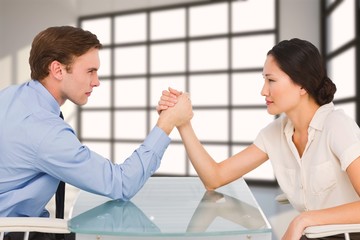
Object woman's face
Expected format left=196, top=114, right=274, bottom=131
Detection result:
left=261, top=55, right=304, bottom=115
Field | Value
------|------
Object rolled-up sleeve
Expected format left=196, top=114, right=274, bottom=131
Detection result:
left=327, top=113, right=360, bottom=171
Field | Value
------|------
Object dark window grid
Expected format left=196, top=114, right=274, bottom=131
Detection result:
left=78, top=0, right=278, bottom=179
left=321, top=0, right=360, bottom=122
left=78, top=0, right=273, bottom=33
left=81, top=139, right=253, bottom=146
left=94, top=67, right=265, bottom=80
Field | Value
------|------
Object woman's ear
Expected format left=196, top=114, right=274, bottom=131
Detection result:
left=300, top=86, right=307, bottom=95
left=49, top=60, right=64, bottom=80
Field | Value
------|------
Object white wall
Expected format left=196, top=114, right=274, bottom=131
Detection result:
left=279, top=0, right=320, bottom=48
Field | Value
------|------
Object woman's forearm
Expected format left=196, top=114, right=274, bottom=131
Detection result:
left=177, top=122, right=222, bottom=190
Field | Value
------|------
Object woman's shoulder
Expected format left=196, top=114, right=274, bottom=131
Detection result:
left=321, top=107, right=360, bottom=141
left=325, top=108, right=357, bottom=126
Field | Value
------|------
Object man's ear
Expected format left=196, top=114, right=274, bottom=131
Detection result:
left=49, top=60, right=64, bottom=80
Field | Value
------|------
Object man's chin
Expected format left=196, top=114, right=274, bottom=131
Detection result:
left=72, top=99, right=88, bottom=106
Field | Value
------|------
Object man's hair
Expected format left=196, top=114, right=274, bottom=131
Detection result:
left=29, top=26, right=102, bottom=80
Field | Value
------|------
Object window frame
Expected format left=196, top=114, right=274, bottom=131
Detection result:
left=78, top=0, right=279, bottom=182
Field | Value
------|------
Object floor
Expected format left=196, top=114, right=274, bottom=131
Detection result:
left=46, top=181, right=298, bottom=240
left=247, top=182, right=299, bottom=240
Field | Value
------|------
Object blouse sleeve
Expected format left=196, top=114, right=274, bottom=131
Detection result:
left=327, top=110, right=360, bottom=171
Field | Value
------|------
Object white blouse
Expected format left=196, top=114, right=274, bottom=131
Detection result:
left=254, top=102, right=360, bottom=212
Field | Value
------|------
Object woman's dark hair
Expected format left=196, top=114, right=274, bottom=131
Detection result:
left=29, top=26, right=102, bottom=80
left=267, top=38, right=336, bottom=106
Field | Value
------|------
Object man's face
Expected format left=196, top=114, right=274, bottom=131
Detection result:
left=61, top=48, right=100, bottom=106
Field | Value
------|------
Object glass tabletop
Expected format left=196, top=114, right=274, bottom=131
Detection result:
left=68, top=177, right=271, bottom=237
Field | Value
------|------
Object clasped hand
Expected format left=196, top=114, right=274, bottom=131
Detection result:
left=156, top=87, right=193, bottom=134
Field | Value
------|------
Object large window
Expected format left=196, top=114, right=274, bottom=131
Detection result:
left=322, top=0, right=359, bottom=121
left=79, top=0, right=278, bottom=181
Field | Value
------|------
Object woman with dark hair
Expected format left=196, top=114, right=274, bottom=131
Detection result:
left=158, top=38, right=360, bottom=240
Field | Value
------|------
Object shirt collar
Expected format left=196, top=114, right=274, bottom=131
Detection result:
left=308, top=102, right=334, bottom=131
left=283, top=102, right=335, bottom=136
left=27, top=80, right=61, bottom=116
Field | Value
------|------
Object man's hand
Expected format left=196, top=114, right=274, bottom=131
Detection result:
left=156, top=88, right=193, bottom=135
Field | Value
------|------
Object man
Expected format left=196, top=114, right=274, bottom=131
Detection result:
left=0, top=26, right=192, bottom=239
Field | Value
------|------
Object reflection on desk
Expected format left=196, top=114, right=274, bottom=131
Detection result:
left=68, top=177, right=271, bottom=239
left=70, top=200, right=160, bottom=234
left=187, top=190, right=267, bottom=232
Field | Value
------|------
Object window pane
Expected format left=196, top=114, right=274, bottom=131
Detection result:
left=232, top=0, right=275, bottom=32
left=98, top=49, right=111, bottom=77
left=79, top=0, right=278, bottom=181
left=232, top=73, right=264, bottom=105
left=115, top=78, right=146, bottom=107
left=150, top=76, right=186, bottom=107
left=156, top=144, right=186, bottom=175
left=328, top=47, right=356, bottom=100
left=81, top=17, right=111, bottom=45
left=232, top=34, right=275, bottom=69
left=232, top=109, right=274, bottom=142
left=233, top=145, right=275, bottom=181
left=192, top=110, right=228, bottom=141
left=190, top=74, right=228, bottom=106
left=115, top=111, right=146, bottom=139
left=151, top=42, right=185, bottom=73
left=83, top=142, right=111, bottom=161
left=190, top=39, right=228, bottom=71
left=335, top=103, right=356, bottom=121
left=151, top=9, right=185, bottom=40
left=85, top=79, right=111, bottom=108
left=326, top=0, right=355, bottom=53
left=81, top=111, right=111, bottom=139
left=115, top=13, right=146, bottom=43
left=115, top=143, right=140, bottom=164
left=115, top=46, right=147, bottom=75
left=190, top=2, right=228, bottom=37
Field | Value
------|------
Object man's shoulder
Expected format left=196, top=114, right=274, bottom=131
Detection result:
left=0, top=84, right=21, bottom=98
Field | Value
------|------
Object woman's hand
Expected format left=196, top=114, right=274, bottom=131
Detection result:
left=282, top=213, right=310, bottom=240
left=156, top=87, right=182, bottom=114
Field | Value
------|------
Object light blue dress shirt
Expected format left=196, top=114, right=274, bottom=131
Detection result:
left=0, top=80, right=171, bottom=217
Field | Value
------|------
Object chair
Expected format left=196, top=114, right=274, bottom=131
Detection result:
left=304, top=224, right=360, bottom=240
left=0, top=217, right=69, bottom=240
left=276, top=193, right=360, bottom=240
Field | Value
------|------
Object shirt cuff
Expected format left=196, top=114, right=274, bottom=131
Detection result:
left=143, top=126, right=171, bottom=158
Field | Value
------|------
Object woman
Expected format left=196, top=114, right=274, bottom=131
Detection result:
left=157, top=38, right=360, bottom=240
